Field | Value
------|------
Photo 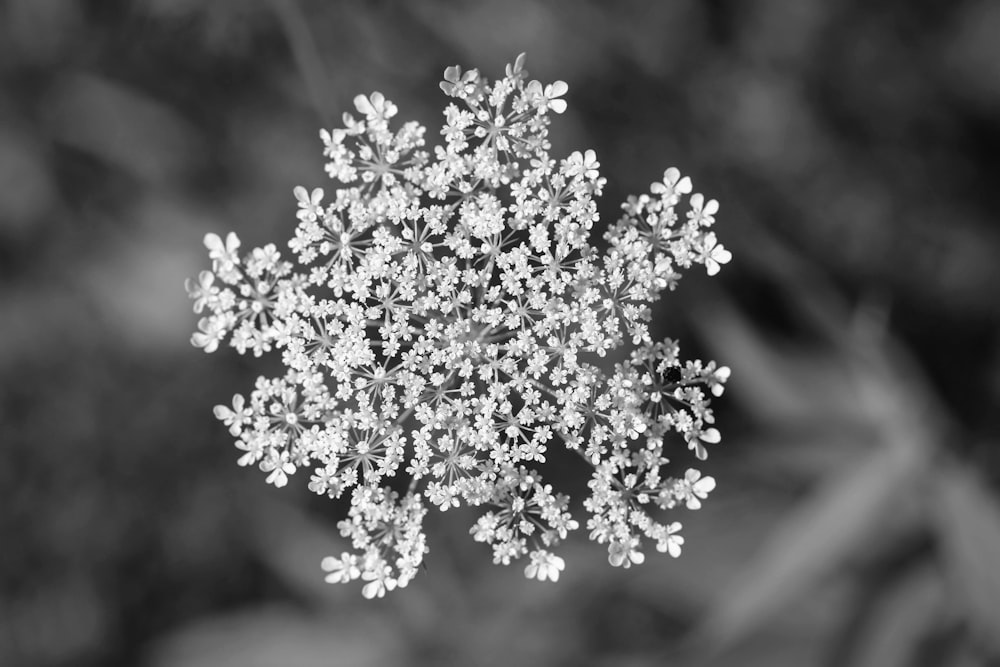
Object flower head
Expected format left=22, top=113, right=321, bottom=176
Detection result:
left=187, top=54, right=730, bottom=596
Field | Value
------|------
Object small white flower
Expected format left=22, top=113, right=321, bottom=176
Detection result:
left=322, top=553, right=361, bottom=584
left=353, top=91, right=397, bottom=120
left=627, top=415, right=647, bottom=440
left=700, top=232, right=732, bottom=276
left=260, top=452, right=296, bottom=488
left=524, top=549, right=566, bottom=582
left=294, top=186, right=324, bottom=222
left=656, top=522, right=684, bottom=558
left=650, top=167, right=692, bottom=203
left=688, top=193, right=719, bottom=227
left=710, top=365, right=731, bottom=397
left=204, top=231, right=241, bottom=272
left=526, top=80, right=568, bottom=114
left=190, top=315, right=227, bottom=353
left=608, top=538, right=645, bottom=568
left=565, top=149, right=600, bottom=180
left=185, top=270, right=217, bottom=313
left=682, top=468, right=716, bottom=510
left=685, top=426, right=721, bottom=461
left=213, top=394, right=251, bottom=436
left=361, top=566, right=398, bottom=599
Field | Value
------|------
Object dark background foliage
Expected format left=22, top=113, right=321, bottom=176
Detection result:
left=2, top=1, right=1000, bottom=665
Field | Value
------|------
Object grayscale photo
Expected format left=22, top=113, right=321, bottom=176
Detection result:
left=2, top=2, right=999, bottom=666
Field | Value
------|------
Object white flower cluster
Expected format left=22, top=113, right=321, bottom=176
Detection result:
left=187, top=54, right=731, bottom=597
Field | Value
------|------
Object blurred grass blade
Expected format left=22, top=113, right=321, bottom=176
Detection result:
left=692, top=297, right=872, bottom=427
left=43, top=73, right=198, bottom=183
left=847, top=565, right=944, bottom=667
left=932, top=462, right=1000, bottom=655
left=269, top=0, right=335, bottom=124
left=146, top=604, right=400, bottom=667
left=693, top=443, right=922, bottom=650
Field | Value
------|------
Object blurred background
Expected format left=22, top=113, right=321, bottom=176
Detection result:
left=2, top=1, right=1000, bottom=665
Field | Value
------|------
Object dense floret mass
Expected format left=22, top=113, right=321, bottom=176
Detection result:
left=187, top=54, right=731, bottom=597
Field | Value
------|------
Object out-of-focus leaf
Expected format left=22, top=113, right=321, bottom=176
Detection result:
left=268, top=0, right=335, bottom=123
left=692, top=441, right=924, bottom=650
left=693, top=298, right=872, bottom=428
left=4, top=0, right=82, bottom=65
left=932, top=462, right=1000, bottom=655
left=0, top=127, right=54, bottom=237
left=737, top=432, right=873, bottom=481
left=0, top=287, right=91, bottom=368
left=846, top=564, right=944, bottom=667
left=942, top=0, right=1000, bottom=112
left=0, top=575, right=108, bottom=667
left=145, top=604, right=401, bottom=667
left=708, top=67, right=827, bottom=180
left=407, top=0, right=589, bottom=82
left=43, top=73, right=199, bottom=184
left=81, top=196, right=211, bottom=351
left=243, top=496, right=352, bottom=609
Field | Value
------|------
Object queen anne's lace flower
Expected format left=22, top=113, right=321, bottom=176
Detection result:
left=187, top=54, right=731, bottom=596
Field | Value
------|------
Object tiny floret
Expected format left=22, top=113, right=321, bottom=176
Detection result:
left=187, top=54, right=731, bottom=596
left=525, top=549, right=566, bottom=582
